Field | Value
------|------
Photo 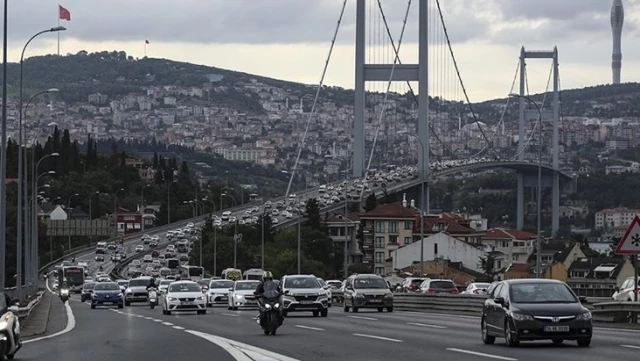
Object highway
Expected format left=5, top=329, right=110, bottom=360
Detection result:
left=25, top=281, right=640, bottom=361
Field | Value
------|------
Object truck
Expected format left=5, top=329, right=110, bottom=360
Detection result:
left=221, top=268, right=242, bottom=281
left=243, top=268, right=264, bottom=280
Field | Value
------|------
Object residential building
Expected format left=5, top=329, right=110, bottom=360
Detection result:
left=391, top=232, right=487, bottom=276
left=398, top=259, right=489, bottom=286
left=566, top=257, right=635, bottom=297
left=325, top=213, right=363, bottom=265
left=528, top=241, right=585, bottom=278
left=595, top=207, right=640, bottom=230
left=415, top=213, right=483, bottom=245
left=482, top=228, right=536, bottom=269
left=359, top=202, right=417, bottom=275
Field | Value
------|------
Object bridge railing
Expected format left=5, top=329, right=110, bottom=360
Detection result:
left=392, top=293, right=640, bottom=325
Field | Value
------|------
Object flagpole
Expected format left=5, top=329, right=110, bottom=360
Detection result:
left=57, top=12, right=60, bottom=56
left=144, top=42, right=146, bottom=57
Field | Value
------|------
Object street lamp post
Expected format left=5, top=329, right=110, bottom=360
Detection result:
left=140, top=184, right=151, bottom=232
left=398, top=131, right=425, bottom=276
left=183, top=201, right=195, bottom=218
left=114, top=188, right=125, bottom=238
left=222, top=193, right=237, bottom=268
left=0, top=0, right=9, bottom=291
left=67, top=193, right=79, bottom=250
left=261, top=207, right=266, bottom=270
left=297, top=205, right=302, bottom=274
left=88, top=191, right=100, bottom=246
left=509, top=93, right=543, bottom=278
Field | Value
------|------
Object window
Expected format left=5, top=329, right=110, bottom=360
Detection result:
left=404, top=237, right=412, bottom=245
left=374, top=267, right=385, bottom=275
left=388, top=235, right=399, bottom=244
left=434, top=243, right=438, bottom=255
left=388, top=221, right=398, bottom=233
left=404, top=221, right=413, bottom=230
left=375, top=221, right=385, bottom=233
left=375, top=236, right=384, bottom=248
left=375, top=252, right=385, bottom=263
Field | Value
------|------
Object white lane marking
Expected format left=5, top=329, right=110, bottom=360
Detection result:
left=407, top=322, right=447, bottom=329
left=144, top=316, right=153, bottom=320
left=163, top=322, right=174, bottom=326
left=23, top=301, right=76, bottom=344
left=153, top=319, right=162, bottom=322
left=621, top=344, right=640, bottom=350
left=399, top=311, right=479, bottom=320
left=185, top=329, right=301, bottom=361
left=173, top=325, right=185, bottom=330
left=294, top=325, right=324, bottom=331
left=446, top=348, right=517, bottom=361
left=222, top=313, right=239, bottom=317
left=352, top=333, right=402, bottom=343
left=347, top=315, right=377, bottom=321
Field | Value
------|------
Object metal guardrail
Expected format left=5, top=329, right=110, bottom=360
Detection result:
left=15, top=291, right=44, bottom=322
left=391, top=293, right=640, bottom=326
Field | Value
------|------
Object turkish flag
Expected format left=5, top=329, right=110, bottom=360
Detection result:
left=59, top=5, right=71, bottom=21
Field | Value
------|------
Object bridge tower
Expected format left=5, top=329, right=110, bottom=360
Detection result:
left=353, top=0, right=430, bottom=211
left=516, top=47, right=560, bottom=236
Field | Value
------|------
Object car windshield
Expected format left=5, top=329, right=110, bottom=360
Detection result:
left=83, top=283, right=95, bottom=290
left=235, top=282, right=260, bottom=290
left=284, top=277, right=319, bottom=289
left=510, top=283, right=577, bottom=303
left=160, top=280, right=172, bottom=286
left=128, top=279, right=151, bottom=287
left=473, top=283, right=490, bottom=289
left=354, top=277, right=388, bottom=289
left=168, top=283, right=201, bottom=293
left=94, top=283, right=120, bottom=291
left=210, top=280, right=234, bottom=289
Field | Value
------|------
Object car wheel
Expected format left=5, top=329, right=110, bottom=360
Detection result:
left=504, top=319, right=519, bottom=347
left=118, top=304, right=124, bottom=309
left=387, top=306, right=393, bottom=312
left=481, top=318, right=495, bottom=345
left=197, top=310, right=206, bottom=315
left=320, top=309, right=328, bottom=317
left=377, top=308, right=383, bottom=312
left=91, top=304, right=96, bottom=309
left=577, top=338, right=591, bottom=347
left=352, top=306, right=359, bottom=313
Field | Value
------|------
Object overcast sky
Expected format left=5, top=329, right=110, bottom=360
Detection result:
left=7, top=0, right=640, bottom=101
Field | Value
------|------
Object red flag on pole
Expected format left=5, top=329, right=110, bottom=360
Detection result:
left=59, top=5, right=71, bottom=21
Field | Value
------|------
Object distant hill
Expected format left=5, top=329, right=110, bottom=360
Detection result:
left=8, top=50, right=640, bottom=120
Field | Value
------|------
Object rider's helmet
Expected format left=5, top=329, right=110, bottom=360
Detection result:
left=262, top=271, right=274, bottom=282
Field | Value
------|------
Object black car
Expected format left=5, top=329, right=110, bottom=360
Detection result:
left=81, top=282, right=96, bottom=302
left=481, top=279, right=592, bottom=347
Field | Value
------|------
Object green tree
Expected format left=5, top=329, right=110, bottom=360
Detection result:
left=364, top=193, right=377, bottom=212
left=305, top=198, right=322, bottom=231
left=478, top=254, right=500, bottom=280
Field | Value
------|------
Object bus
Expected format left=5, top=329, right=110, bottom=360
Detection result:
left=243, top=268, right=264, bottom=280
left=221, top=268, right=242, bottom=281
left=58, top=266, right=85, bottom=293
left=167, top=258, right=180, bottom=272
left=248, top=194, right=263, bottom=203
left=179, top=265, right=205, bottom=282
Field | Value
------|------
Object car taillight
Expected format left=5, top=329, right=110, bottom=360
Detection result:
left=450, top=289, right=459, bottom=294
left=634, top=288, right=640, bottom=295
left=424, top=289, right=437, bottom=294
left=473, top=289, right=480, bottom=294
left=408, top=285, right=416, bottom=290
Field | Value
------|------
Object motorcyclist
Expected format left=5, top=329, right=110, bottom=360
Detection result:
left=253, top=271, right=283, bottom=325
left=146, top=277, right=157, bottom=291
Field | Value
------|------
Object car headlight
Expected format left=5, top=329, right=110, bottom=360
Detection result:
left=274, top=303, right=280, bottom=309
left=317, top=291, right=326, bottom=296
left=510, top=312, right=533, bottom=321
left=355, top=293, right=364, bottom=298
left=168, top=297, right=177, bottom=301
left=197, top=296, right=204, bottom=301
left=576, top=311, right=592, bottom=321
left=235, top=294, right=243, bottom=300
left=265, top=303, right=272, bottom=309
left=125, top=288, right=132, bottom=294
left=0, top=320, right=8, bottom=330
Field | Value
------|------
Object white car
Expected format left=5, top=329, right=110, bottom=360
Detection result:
left=143, top=255, right=153, bottom=263
left=135, top=245, right=144, bottom=252
left=158, top=279, right=173, bottom=293
left=228, top=280, right=261, bottom=310
left=207, top=279, right=234, bottom=306
left=161, top=280, right=207, bottom=315
left=612, top=276, right=640, bottom=301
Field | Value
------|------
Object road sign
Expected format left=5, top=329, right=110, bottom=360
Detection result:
left=615, top=215, right=640, bottom=254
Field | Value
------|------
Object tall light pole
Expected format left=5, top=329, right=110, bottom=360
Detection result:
left=29, top=123, right=57, bottom=294
left=0, top=0, right=9, bottom=291
left=202, top=197, right=215, bottom=215
left=88, top=191, right=100, bottom=246
left=296, top=200, right=303, bottom=274
left=183, top=201, right=195, bottom=218
left=17, top=27, right=65, bottom=298
left=398, top=131, right=425, bottom=276
left=509, top=93, right=543, bottom=278
left=113, top=188, right=125, bottom=238
left=261, top=207, right=267, bottom=270
left=222, top=193, right=237, bottom=268
left=67, top=193, right=79, bottom=250
left=140, top=184, right=151, bottom=232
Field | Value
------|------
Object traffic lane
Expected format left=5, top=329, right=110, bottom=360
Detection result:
left=19, top=299, right=236, bottom=361
left=118, top=305, right=433, bottom=361
left=282, top=310, right=640, bottom=361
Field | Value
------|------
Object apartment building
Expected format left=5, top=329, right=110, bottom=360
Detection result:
left=595, top=207, right=640, bottom=230
left=482, top=228, right=536, bottom=269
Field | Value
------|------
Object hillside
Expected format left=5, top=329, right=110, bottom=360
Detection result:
left=7, top=50, right=640, bottom=121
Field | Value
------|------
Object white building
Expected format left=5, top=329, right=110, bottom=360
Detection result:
left=390, top=232, right=487, bottom=274
left=595, top=207, right=640, bottom=230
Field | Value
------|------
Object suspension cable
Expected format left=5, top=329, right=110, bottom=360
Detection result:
left=359, top=0, right=413, bottom=202
left=284, top=0, right=347, bottom=197
left=434, top=0, right=500, bottom=158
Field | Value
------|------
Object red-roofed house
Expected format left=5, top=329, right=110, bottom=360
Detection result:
left=414, top=213, right=483, bottom=245
left=359, top=202, right=418, bottom=275
left=482, top=228, right=535, bottom=270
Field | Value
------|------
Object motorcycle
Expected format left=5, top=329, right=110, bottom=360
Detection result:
left=0, top=298, right=22, bottom=359
left=60, top=288, right=70, bottom=303
left=148, top=288, right=158, bottom=309
left=257, top=290, right=282, bottom=336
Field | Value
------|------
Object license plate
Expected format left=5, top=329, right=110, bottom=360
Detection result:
left=181, top=301, right=193, bottom=305
left=368, top=299, right=382, bottom=303
left=544, top=325, right=570, bottom=332
left=220, top=297, right=228, bottom=301
left=103, top=302, right=113, bottom=305
left=300, top=300, right=314, bottom=304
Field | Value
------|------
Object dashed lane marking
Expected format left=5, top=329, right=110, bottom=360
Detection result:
left=446, top=348, right=517, bottom=361
left=407, top=322, right=447, bottom=329
left=294, top=325, right=324, bottom=331
left=163, top=322, right=174, bottom=326
left=347, top=315, right=377, bottom=321
left=173, top=325, right=185, bottom=330
left=352, top=333, right=402, bottom=343
left=153, top=319, right=163, bottom=322
left=621, top=345, right=640, bottom=350
left=221, top=313, right=240, bottom=317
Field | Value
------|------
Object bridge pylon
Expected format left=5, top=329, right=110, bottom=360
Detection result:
left=516, top=47, right=560, bottom=236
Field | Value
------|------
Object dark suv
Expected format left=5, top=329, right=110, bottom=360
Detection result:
left=343, top=274, right=393, bottom=312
